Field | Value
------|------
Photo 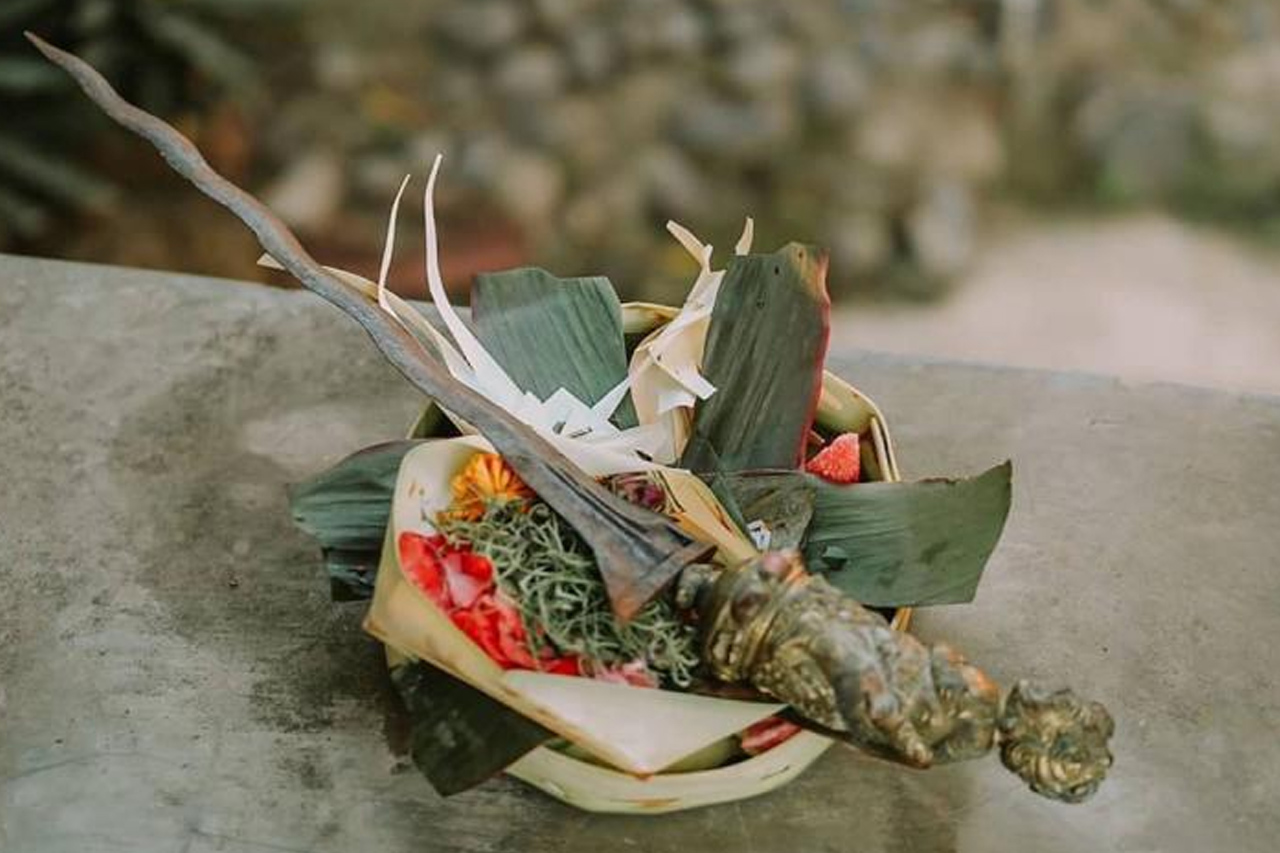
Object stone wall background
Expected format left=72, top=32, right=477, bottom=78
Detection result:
left=6, top=0, right=1280, bottom=301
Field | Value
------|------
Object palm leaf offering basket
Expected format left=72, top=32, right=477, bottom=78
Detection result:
left=367, top=308, right=912, bottom=813
left=31, top=33, right=1116, bottom=816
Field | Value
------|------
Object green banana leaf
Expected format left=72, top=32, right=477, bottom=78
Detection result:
left=471, top=267, right=637, bottom=428
left=315, top=547, right=381, bottom=601
left=409, top=400, right=462, bottom=440
left=727, top=470, right=815, bottom=551
left=392, top=659, right=553, bottom=796
left=288, top=440, right=418, bottom=599
left=717, top=462, right=1012, bottom=607
left=680, top=244, right=830, bottom=473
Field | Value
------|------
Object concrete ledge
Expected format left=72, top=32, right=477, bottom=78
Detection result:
left=2, top=254, right=1278, bottom=852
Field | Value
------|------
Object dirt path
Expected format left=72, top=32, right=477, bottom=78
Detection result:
left=833, top=212, right=1280, bottom=395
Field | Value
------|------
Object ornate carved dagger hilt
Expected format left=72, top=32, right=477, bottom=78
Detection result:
left=675, top=552, right=1115, bottom=803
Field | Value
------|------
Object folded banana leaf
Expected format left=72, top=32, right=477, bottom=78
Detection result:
left=471, top=268, right=637, bottom=428
left=288, top=441, right=419, bottom=599
left=391, top=659, right=554, bottom=796
left=680, top=244, right=830, bottom=473
left=717, top=462, right=1012, bottom=607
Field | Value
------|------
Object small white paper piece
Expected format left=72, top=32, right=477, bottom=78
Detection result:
left=747, top=519, right=773, bottom=551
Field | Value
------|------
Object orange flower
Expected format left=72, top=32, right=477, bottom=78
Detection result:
left=445, top=451, right=533, bottom=521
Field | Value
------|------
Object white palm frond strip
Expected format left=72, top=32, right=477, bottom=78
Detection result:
left=627, top=217, right=753, bottom=461
left=270, top=157, right=667, bottom=477
left=414, top=155, right=669, bottom=476
left=376, top=174, right=412, bottom=314
left=262, top=158, right=749, bottom=475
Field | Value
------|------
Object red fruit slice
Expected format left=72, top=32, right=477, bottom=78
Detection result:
left=805, top=432, right=860, bottom=483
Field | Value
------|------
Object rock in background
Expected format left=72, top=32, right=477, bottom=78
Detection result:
left=398, top=0, right=1280, bottom=299
left=413, top=0, right=1007, bottom=300
left=1004, top=0, right=1280, bottom=227
left=9, top=0, right=1280, bottom=301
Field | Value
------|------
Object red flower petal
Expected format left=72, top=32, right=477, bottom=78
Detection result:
left=589, top=659, right=659, bottom=689
left=451, top=597, right=506, bottom=663
left=543, top=655, right=581, bottom=676
left=441, top=549, right=491, bottom=609
left=459, top=551, right=494, bottom=583
left=448, top=592, right=540, bottom=670
left=492, top=596, right=537, bottom=669
left=740, top=716, right=802, bottom=755
left=446, top=572, right=488, bottom=609
left=398, top=532, right=450, bottom=610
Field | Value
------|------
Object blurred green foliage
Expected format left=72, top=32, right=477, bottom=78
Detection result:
left=0, top=0, right=288, bottom=244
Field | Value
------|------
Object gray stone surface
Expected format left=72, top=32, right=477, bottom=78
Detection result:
left=2, top=253, right=1278, bottom=852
